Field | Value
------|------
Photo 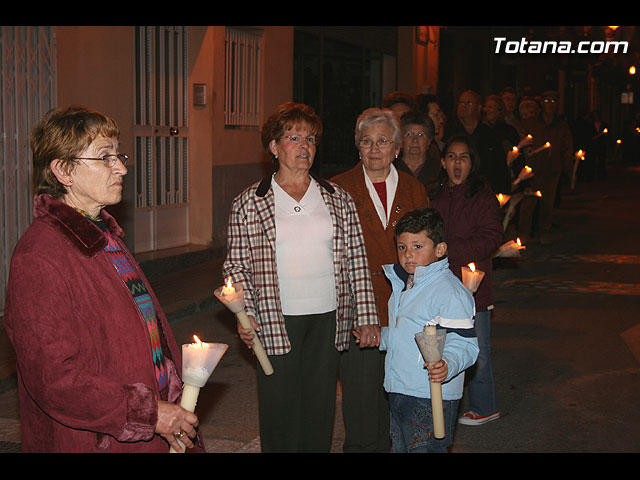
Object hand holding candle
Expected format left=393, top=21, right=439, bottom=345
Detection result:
left=214, top=277, right=274, bottom=376
left=415, top=325, right=447, bottom=439
left=461, top=262, right=485, bottom=293
left=170, top=335, right=228, bottom=453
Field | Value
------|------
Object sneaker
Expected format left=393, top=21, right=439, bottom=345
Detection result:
left=458, top=410, right=500, bottom=425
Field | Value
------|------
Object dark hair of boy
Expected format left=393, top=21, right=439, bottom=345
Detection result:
left=394, top=207, right=446, bottom=246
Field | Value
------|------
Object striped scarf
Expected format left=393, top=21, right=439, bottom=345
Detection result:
left=83, top=211, right=169, bottom=401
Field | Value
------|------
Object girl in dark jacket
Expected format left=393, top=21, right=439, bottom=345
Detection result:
left=430, top=134, right=504, bottom=426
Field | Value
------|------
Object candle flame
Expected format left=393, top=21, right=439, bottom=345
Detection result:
left=527, top=134, right=532, bottom=139
left=545, top=141, right=551, bottom=148
left=516, top=237, right=522, bottom=247
left=468, top=262, right=476, bottom=272
left=524, top=165, right=532, bottom=172
left=603, top=128, right=608, bottom=133
left=512, top=146, right=518, bottom=152
left=535, top=190, right=542, bottom=197
left=498, top=193, right=504, bottom=201
left=221, top=276, right=235, bottom=295
left=193, top=335, right=208, bottom=348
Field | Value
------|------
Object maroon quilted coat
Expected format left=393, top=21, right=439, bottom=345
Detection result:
left=4, top=194, right=187, bottom=452
left=430, top=182, right=503, bottom=311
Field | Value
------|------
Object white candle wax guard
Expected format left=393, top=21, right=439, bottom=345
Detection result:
left=182, top=342, right=228, bottom=388
left=496, top=239, right=525, bottom=258
left=461, top=265, right=485, bottom=293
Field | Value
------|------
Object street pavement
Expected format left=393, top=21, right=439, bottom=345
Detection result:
left=1, top=162, right=639, bottom=454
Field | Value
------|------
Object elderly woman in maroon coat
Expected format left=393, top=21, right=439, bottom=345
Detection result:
left=4, top=106, right=200, bottom=453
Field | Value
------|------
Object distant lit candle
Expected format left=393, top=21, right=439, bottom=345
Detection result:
left=515, top=165, right=533, bottom=185
left=529, top=141, right=551, bottom=156
left=461, top=262, right=485, bottom=293
left=496, top=193, right=511, bottom=207
left=214, top=277, right=274, bottom=376
left=496, top=237, right=526, bottom=257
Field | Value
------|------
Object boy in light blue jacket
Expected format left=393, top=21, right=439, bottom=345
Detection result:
left=380, top=207, right=479, bottom=453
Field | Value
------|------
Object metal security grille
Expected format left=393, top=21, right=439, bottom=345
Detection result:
left=225, top=27, right=262, bottom=127
left=0, top=26, right=57, bottom=313
left=133, top=26, right=189, bottom=252
left=134, top=26, right=189, bottom=208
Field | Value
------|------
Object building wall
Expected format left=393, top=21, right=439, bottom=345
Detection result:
left=55, top=26, right=136, bottom=249
left=205, top=26, right=294, bottom=248
left=396, top=26, right=440, bottom=96
left=54, top=26, right=295, bottom=252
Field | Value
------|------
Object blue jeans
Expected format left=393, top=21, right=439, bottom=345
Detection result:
left=389, top=393, right=459, bottom=453
left=466, top=310, right=497, bottom=415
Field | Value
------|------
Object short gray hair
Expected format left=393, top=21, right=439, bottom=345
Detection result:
left=354, top=108, right=402, bottom=148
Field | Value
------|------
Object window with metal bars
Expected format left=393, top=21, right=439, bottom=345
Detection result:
left=225, top=27, right=262, bottom=127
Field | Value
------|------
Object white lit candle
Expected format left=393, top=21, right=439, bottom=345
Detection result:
left=496, top=237, right=526, bottom=257
left=515, top=165, right=534, bottom=185
left=529, top=141, right=551, bottom=156
left=593, top=128, right=608, bottom=140
left=170, top=335, right=228, bottom=453
left=501, top=191, right=524, bottom=231
left=214, top=277, right=274, bottom=376
left=414, top=325, right=446, bottom=439
left=571, top=150, right=586, bottom=190
left=461, top=262, right=485, bottom=293
left=496, top=193, right=511, bottom=207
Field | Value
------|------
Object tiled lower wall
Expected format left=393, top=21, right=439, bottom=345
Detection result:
left=212, top=161, right=273, bottom=247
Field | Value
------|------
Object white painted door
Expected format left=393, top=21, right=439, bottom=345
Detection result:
left=133, top=26, right=190, bottom=253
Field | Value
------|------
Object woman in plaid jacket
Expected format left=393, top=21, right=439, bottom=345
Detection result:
left=223, top=102, right=379, bottom=452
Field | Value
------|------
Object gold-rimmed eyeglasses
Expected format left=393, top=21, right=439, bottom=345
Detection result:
left=359, top=138, right=394, bottom=150
left=74, top=153, right=129, bottom=168
left=280, top=135, right=318, bottom=145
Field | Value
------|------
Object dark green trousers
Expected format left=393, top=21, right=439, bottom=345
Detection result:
left=339, top=334, right=390, bottom=452
left=257, top=311, right=339, bottom=452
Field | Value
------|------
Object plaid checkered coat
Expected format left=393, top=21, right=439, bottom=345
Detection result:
left=223, top=172, right=379, bottom=356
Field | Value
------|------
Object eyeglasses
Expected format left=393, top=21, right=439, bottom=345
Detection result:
left=280, top=135, right=318, bottom=145
left=359, top=138, right=394, bottom=150
left=74, top=153, right=129, bottom=168
left=458, top=101, right=477, bottom=107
